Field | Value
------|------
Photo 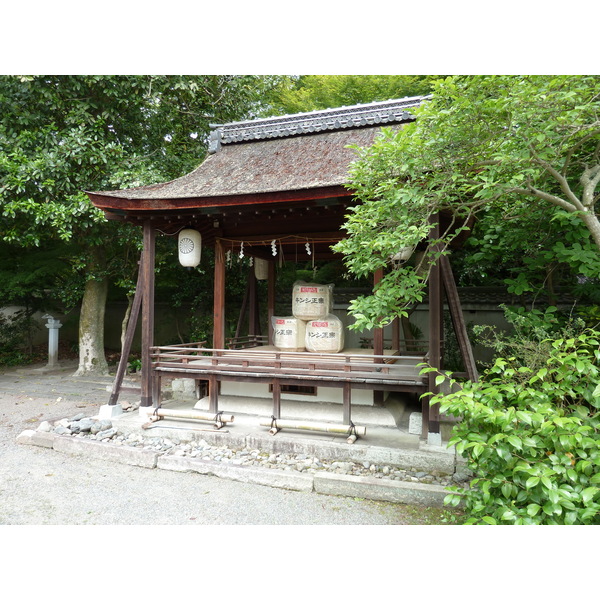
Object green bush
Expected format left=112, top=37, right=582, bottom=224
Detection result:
left=428, top=330, right=600, bottom=525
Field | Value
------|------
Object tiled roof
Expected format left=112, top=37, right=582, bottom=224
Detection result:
left=208, top=96, right=426, bottom=153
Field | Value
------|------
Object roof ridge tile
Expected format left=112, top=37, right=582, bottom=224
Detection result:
left=208, top=95, right=428, bottom=153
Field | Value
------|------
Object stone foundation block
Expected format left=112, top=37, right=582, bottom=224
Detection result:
left=314, top=472, right=448, bottom=507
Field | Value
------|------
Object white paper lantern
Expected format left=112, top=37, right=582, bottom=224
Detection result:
left=178, top=229, right=202, bottom=267
left=254, top=258, right=269, bottom=280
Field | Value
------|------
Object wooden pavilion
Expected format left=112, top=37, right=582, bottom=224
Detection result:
left=87, top=97, right=477, bottom=441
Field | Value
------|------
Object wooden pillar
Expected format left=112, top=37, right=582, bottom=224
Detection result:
left=213, top=239, right=226, bottom=350
left=267, top=260, right=276, bottom=345
left=423, top=213, right=442, bottom=437
left=140, top=221, right=156, bottom=408
left=373, top=267, right=384, bottom=405
left=373, top=268, right=384, bottom=357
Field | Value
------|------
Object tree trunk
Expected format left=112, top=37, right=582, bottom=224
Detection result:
left=74, top=252, right=109, bottom=377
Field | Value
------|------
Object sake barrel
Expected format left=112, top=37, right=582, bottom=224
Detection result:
left=305, top=316, right=345, bottom=353
left=292, top=282, right=332, bottom=320
left=272, top=317, right=306, bottom=352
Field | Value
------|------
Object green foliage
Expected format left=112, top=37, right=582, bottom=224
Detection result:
left=428, top=329, right=600, bottom=525
left=0, top=75, right=286, bottom=362
left=0, top=242, right=70, bottom=307
left=268, top=75, right=438, bottom=114
left=472, top=304, right=582, bottom=374
left=0, top=310, right=34, bottom=365
left=0, top=75, right=284, bottom=247
left=337, top=75, right=600, bottom=328
left=455, top=203, right=600, bottom=305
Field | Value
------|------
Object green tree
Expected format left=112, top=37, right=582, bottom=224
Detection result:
left=0, top=75, right=284, bottom=373
left=335, top=75, right=600, bottom=329
left=268, top=75, right=437, bottom=114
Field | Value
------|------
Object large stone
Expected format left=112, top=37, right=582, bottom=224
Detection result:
left=16, top=430, right=55, bottom=448
left=91, top=420, right=112, bottom=435
left=96, top=428, right=117, bottom=441
left=408, top=412, right=422, bottom=435
left=78, top=418, right=95, bottom=432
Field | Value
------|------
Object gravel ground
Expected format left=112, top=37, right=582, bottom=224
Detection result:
left=0, top=363, right=459, bottom=526
left=1, top=363, right=468, bottom=600
left=1, top=364, right=592, bottom=600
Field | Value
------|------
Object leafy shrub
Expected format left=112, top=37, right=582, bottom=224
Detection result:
left=427, top=330, right=600, bottom=525
left=472, top=304, right=584, bottom=374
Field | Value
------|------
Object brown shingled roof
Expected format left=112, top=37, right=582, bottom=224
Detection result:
left=88, top=96, right=426, bottom=208
left=92, top=127, right=388, bottom=202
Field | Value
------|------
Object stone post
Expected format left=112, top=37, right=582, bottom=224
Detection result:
left=43, top=314, right=63, bottom=369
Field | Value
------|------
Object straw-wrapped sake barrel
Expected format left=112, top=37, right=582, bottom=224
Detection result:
left=292, top=282, right=333, bottom=320
left=272, top=317, right=306, bottom=352
left=305, top=315, right=345, bottom=353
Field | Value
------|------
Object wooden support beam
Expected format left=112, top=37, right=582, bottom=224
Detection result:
left=343, top=381, right=352, bottom=425
left=424, top=213, right=442, bottom=437
left=213, top=239, right=226, bottom=350
left=440, top=254, right=479, bottom=382
left=209, top=375, right=218, bottom=413
left=153, top=373, right=162, bottom=408
left=109, top=252, right=144, bottom=405
left=272, top=379, right=281, bottom=419
left=141, top=222, right=156, bottom=408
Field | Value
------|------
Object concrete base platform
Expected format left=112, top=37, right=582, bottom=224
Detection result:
left=108, top=395, right=458, bottom=474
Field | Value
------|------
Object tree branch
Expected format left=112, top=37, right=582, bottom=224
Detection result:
left=527, top=142, right=583, bottom=209
left=509, top=186, right=579, bottom=213
left=581, top=164, right=600, bottom=207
